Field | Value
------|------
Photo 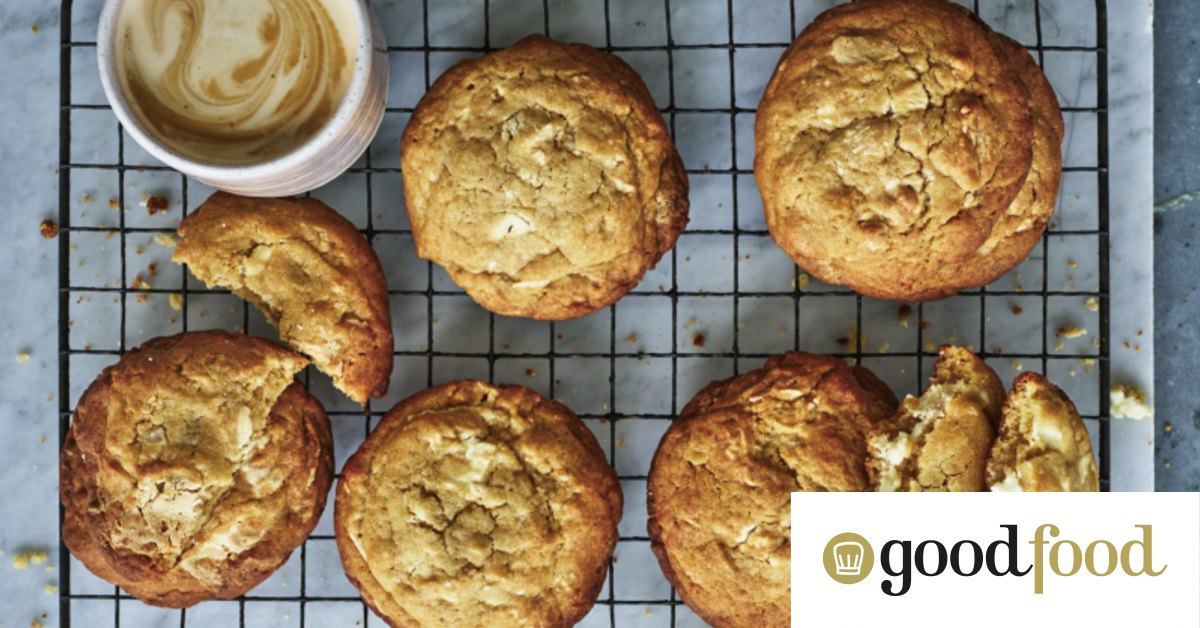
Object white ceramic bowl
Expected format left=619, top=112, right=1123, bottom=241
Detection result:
left=96, top=0, right=388, bottom=197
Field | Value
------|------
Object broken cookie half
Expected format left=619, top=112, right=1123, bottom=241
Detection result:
left=868, top=345, right=1005, bottom=492
left=986, top=372, right=1099, bottom=492
left=174, top=192, right=394, bottom=404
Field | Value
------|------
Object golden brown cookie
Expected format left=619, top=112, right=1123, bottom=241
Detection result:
left=174, top=191, right=393, bottom=404
left=401, top=34, right=688, bottom=320
left=647, top=353, right=897, bottom=628
left=755, top=0, right=1034, bottom=300
left=987, top=372, right=1099, bottom=492
left=868, top=345, right=1004, bottom=492
left=911, top=33, right=1066, bottom=299
left=335, top=380, right=621, bottom=627
left=60, top=331, right=333, bottom=608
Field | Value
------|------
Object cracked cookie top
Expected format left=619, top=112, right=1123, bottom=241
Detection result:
left=174, top=192, right=393, bottom=405
left=647, top=353, right=897, bottom=628
left=60, top=331, right=334, bottom=607
left=401, top=35, right=688, bottom=320
left=986, top=372, right=1099, bottom=492
left=755, top=0, right=1034, bottom=300
left=868, top=345, right=1004, bottom=492
left=335, top=380, right=621, bottom=627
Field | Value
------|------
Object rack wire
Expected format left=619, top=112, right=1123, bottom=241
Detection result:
left=57, top=0, right=1111, bottom=625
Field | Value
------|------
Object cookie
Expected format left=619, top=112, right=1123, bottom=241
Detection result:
left=174, top=191, right=393, bottom=404
left=401, top=34, right=688, bottom=320
left=868, top=345, right=1004, bottom=492
left=912, top=33, right=1065, bottom=298
left=60, top=331, right=333, bottom=607
left=987, top=372, right=1100, bottom=492
left=755, top=0, right=1034, bottom=300
left=335, top=380, right=621, bottom=627
left=647, top=353, right=897, bottom=627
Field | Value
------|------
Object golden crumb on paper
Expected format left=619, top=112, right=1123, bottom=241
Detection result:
left=81, top=193, right=92, bottom=204
left=626, top=334, right=638, bottom=345
left=1067, top=259, right=1077, bottom=268
left=683, top=318, right=697, bottom=330
left=1011, top=304, right=1023, bottom=316
left=15, top=353, right=30, bottom=363
left=691, top=333, right=706, bottom=348
left=1084, top=296, right=1099, bottom=311
left=32, top=621, right=45, bottom=628
left=168, top=293, right=183, bottom=311
left=923, top=340, right=936, bottom=352
left=108, top=198, right=119, bottom=210
left=897, top=304, right=911, bottom=327
left=1011, top=359, right=1023, bottom=371
left=796, top=273, right=810, bottom=290
left=31, top=25, right=38, bottom=33
left=153, top=233, right=178, bottom=248
left=39, top=219, right=58, bottom=239
left=1056, top=325, right=1087, bottom=339
left=1164, top=422, right=1173, bottom=433
left=1054, top=340, right=1065, bottom=351
left=1110, top=384, right=1153, bottom=420
left=12, top=550, right=48, bottom=570
left=43, top=584, right=56, bottom=595
left=877, top=342, right=890, bottom=353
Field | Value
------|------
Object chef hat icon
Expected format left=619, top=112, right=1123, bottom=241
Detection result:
left=833, top=541, right=865, bottom=576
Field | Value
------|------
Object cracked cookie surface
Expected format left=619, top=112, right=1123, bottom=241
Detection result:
left=987, top=372, right=1099, bottom=492
left=60, top=331, right=334, bottom=607
left=868, top=345, right=1004, bottom=492
left=335, top=380, right=621, bottom=627
left=647, top=353, right=897, bottom=628
left=174, top=192, right=393, bottom=405
left=914, top=33, right=1065, bottom=298
left=755, top=0, right=1034, bottom=300
left=401, top=34, right=688, bottom=320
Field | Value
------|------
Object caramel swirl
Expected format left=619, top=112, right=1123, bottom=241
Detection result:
left=116, top=0, right=356, bottom=164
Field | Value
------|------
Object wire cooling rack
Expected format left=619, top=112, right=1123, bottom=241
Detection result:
left=57, top=0, right=1112, bottom=625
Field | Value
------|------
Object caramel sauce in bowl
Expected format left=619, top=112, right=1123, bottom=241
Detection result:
left=97, top=0, right=387, bottom=196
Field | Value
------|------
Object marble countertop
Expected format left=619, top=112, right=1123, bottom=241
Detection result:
left=0, top=0, right=1164, bottom=626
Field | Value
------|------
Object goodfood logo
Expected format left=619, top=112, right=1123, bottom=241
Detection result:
left=822, top=525, right=1166, bottom=596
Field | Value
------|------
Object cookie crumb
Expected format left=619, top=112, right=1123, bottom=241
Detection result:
left=108, top=198, right=119, bottom=210
left=81, top=193, right=93, bottom=204
left=1110, top=384, right=1152, bottom=420
left=43, top=584, right=56, bottom=595
left=168, top=293, right=183, bottom=311
left=1164, top=422, right=1173, bottom=433
left=1084, top=296, right=1099, bottom=311
left=153, top=233, right=178, bottom=248
left=796, top=274, right=810, bottom=290
left=691, top=333, right=706, bottom=348
left=12, top=550, right=48, bottom=570
left=15, top=352, right=30, bottom=363
left=32, top=620, right=45, bottom=628
left=1056, top=325, right=1087, bottom=339
left=1010, top=359, right=1023, bottom=371
left=524, top=368, right=536, bottom=377
left=922, top=339, right=936, bottom=352
left=144, top=195, right=169, bottom=215
left=683, top=318, right=697, bottom=330
left=1010, top=304, right=1023, bottom=316
left=1067, top=258, right=1077, bottom=268
left=897, top=304, right=912, bottom=327
left=836, top=326, right=866, bottom=352
left=919, top=320, right=931, bottom=331
left=31, top=24, right=38, bottom=33
left=39, top=219, right=58, bottom=239
left=626, top=334, right=638, bottom=345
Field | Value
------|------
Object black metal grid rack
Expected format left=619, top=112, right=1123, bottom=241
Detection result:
left=57, top=0, right=1111, bottom=625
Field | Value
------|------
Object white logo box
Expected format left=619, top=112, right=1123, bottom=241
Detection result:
left=791, top=493, right=1200, bottom=627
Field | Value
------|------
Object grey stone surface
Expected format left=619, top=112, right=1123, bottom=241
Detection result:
left=1154, top=0, right=1200, bottom=490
